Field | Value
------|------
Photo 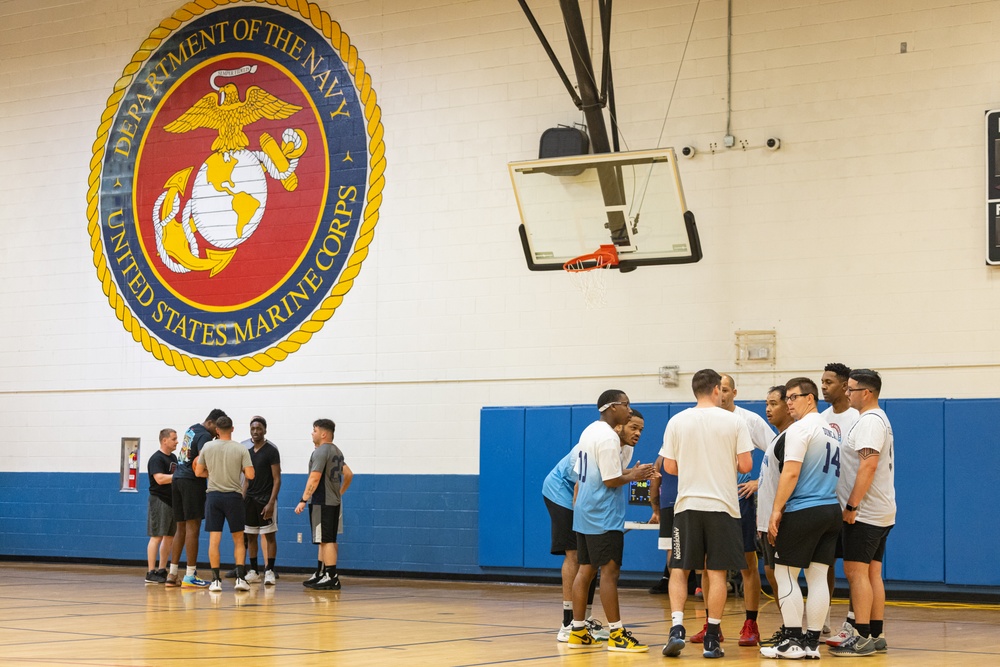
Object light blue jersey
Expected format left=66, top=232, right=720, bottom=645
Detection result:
left=783, top=412, right=840, bottom=513
left=572, top=421, right=627, bottom=535
left=541, top=447, right=579, bottom=510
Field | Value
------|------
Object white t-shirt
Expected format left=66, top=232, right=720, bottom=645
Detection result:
left=735, top=405, right=775, bottom=451
left=821, top=405, right=859, bottom=447
left=572, top=421, right=627, bottom=534
left=659, top=406, right=754, bottom=518
left=839, top=409, right=896, bottom=527
left=756, top=429, right=785, bottom=532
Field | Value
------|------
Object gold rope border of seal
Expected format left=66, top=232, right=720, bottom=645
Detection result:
left=86, top=0, right=385, bottom=378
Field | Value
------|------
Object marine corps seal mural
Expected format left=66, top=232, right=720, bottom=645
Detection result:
left=88, top=0, right=384, bottom=377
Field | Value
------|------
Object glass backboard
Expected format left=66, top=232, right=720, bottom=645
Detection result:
left=509, top=148, right=702, bottom=271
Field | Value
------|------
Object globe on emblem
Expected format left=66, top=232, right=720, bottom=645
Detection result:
left=189, top=149, right=269, bottom=249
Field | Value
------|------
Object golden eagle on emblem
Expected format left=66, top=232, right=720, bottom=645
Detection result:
left=164, top=83, right=303, bottom=154
left=151, top=66, right=309, bottom=277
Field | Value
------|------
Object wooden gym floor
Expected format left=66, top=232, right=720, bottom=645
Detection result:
left=0, top=563, right=997, bottom=666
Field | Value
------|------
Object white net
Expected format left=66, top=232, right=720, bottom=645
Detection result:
left=567, top=264, right=609, bottom=309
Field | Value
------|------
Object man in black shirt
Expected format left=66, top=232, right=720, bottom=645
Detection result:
left=243, top=416, right=281, bottom=585
left=166, top=408, right=226, bottom=588
left=146, top=428, right=177, bottom=583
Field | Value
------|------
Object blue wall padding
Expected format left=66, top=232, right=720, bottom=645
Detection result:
left=478, top=407, right=526, bottom=566
left=943, top=399, right=1000, bottom=585
left=0, top=472, right=480, bottom=574
left=883, top=399, right=944, bottom=582
left=523, top=406, right=573, bottom=569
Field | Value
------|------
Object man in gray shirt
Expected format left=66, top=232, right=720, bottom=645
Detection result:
left=294, top=418, right=353, bottom=590
left=196, top=415, right=254, bottom=592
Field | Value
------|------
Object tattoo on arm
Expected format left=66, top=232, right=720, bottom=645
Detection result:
left=858, top=448, right=879, bottom=460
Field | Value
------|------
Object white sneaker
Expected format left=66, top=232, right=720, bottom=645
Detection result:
left=585, top=618, right=610, bottom=641
left=557, top=624, right=571, bottom=642
left=245, top=570, right=261, bottom=583
left=263, top=570, right=276, bottom=586
left=209, top=579, right=223, bottom=592
left=825, top=621, right=857, bottom=647
left=234, top=578, right=250, bottom=591
left=759, top=636, right=806, bottom=659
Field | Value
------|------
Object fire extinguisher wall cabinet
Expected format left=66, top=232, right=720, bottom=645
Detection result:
left=120, top=437, right=141, bottom=492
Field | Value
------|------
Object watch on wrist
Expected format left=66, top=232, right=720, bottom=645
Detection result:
left=845, top=504, right=858, bottom=512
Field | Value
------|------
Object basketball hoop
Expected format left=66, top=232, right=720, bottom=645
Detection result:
left=563, top=244, right=619, bottom=308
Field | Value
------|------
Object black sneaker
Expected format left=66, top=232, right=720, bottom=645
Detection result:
left=760, top=626, right=786, bottom=647
left=302, top=571, right=323, bottom=587
left=154, top=568, right=168, bottom=581
left=647, top=577, right=670, bottom=594
left=310, top=574, right=342, bottom=590
left=144, top=570, right=164, bottom=584
left=703, top=634, right=724, bottom=659
left=662, top=624, right=686, bottom=657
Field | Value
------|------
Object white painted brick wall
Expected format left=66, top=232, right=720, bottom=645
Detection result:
left=2, top=0, right=1000, bottom=474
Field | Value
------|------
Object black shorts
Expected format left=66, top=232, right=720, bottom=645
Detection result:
left=244, top=496, right=276, bottom=532
left=670, top=510, right=745, bottom=572
left=172, top=477, right=207, bottom=522
left=544, top=496, right=577, bottom=555
left=739, top=496, right=757, bottom=553
left=204, top=491, right=246, bottom=533
left=774, top=503, right=842, bottom=568
left=658, top=506, right=675, bottom=551
left=577, top=531, right=624, bottom=568
left=310, top=504, right=341, bottom=544
left=758, top=531, right=777, bottom=569
left=834, top=524, right=845, bottom=559
left=842, top=521, right=892, bottom=564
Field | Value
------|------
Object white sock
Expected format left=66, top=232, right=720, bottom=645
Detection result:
left=186, top=565, right=196, bottom=578
left=609, top=620, right=623, bottom=630
left=672, top=611, right=684, bottom=627
left=169, top=564, right=179, bottom=576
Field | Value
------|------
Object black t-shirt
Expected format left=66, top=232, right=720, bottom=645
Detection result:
left=148, top=450, right=177, bottom=504
left=247, top=441, right=281, bottom=504
left=173, top=423, right=213, bottom=481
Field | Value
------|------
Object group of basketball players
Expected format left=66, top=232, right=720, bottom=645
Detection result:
left=144, top=411, right=352, bottom=592
left=543, top=364, right=896, bottom=659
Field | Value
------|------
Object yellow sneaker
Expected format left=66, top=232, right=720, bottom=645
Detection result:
left=608, top=627, right=648, bottom=653
left=567, top=626, right=603, bottom=649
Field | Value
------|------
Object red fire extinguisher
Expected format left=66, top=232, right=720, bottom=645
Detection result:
left=128, top=450, right=138, bottom=490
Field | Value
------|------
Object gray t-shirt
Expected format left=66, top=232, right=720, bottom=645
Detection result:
left=309, top=442, right=346, bottom=506
left=200, top=439, right=252, bottom=494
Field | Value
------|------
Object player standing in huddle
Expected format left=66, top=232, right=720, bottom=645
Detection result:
left=761, top=378, right=842, bottom=660
left=819, top=362, right=862, bottom=644
left=166, top=409, right=226, bottom=588
left=756, top=386, right=794, bottom=648
left=542, top=433, right=609, bottom=642
left=196, top=415, right=255, bottom=592
left=243, top=416, right=281, bottom=585
left=567, top=391, right=656, bottom=653
left=661, top=369, right=753, bottom=659
left=145, top=428, right=177, bottom=584
left=830, top=370, right=896, bottom=657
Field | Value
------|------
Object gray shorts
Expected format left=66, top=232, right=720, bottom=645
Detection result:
left=148, top=495, right=176, bottom=537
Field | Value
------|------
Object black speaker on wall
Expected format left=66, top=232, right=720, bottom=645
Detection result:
left=538, top=126, right=589, bottom=175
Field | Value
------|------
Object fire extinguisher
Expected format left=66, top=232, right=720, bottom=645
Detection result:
left=128, top=450, right=138, bottom=490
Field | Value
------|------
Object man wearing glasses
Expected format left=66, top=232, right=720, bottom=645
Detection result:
left=660, top=369, right=754, bottom=659
left=760, top=377, right=842, bottom=660
left=829, top=370, right=895, bottom=657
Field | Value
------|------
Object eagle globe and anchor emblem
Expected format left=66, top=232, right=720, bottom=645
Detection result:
left=153, top=64, right=308, bottom=277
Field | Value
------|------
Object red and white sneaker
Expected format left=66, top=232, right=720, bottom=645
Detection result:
left=825, top=621, right=857, bottom=647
